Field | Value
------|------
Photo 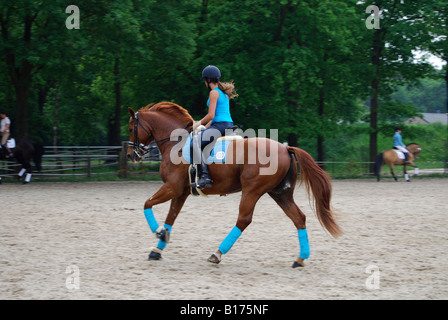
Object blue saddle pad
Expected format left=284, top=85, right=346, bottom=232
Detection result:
left=182, top=135, right=233, bottom=164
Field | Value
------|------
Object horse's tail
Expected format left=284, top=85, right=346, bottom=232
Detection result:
left=32, top=142, right=45, bottom=172
left=374, top=152, right=384, bottom=178
left=287, top=146, right=342, bottom=238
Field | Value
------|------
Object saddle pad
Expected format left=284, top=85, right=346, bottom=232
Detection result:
left=393, top=149, right=405, bottom=159
left=7, top=138, right=16, bottom=149
left=182, top=135, right=242, bottom=164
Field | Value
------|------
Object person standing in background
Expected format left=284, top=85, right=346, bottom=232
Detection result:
left=0, top=111, right=13, bottom=158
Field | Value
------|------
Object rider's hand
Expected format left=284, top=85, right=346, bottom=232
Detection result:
left=193, top=121, right=201, bottom=130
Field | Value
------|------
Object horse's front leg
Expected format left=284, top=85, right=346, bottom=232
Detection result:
left=403, top=164, right=410, bottom=182
left=404, top=163, right=418, bottom=181
left=407, top=162, right=419, bottom=177
left=143, top=183, right=189, bottom=260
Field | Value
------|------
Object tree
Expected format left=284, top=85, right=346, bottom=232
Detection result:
left=359, top=0, right=434, bottom=171
left=423, top=1, right=448, bottom=170
left=198, top=0, right=366, bottom=162
left=0, top=1, right=64, bottom=137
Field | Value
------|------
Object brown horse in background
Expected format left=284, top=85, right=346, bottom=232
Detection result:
left=374, top=143, right=422, bottom=182
left=127, top=102, right=341, bottom=268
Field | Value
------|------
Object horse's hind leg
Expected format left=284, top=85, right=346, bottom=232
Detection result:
left=403, top=165, right=408, bottom=181
left=16, top=157, right=32, bottom=184
left=208, top=190, right=263, bottom=264
left=388, top=164, right=398, bottom=181
left=268, top=190, right=309, bottom=268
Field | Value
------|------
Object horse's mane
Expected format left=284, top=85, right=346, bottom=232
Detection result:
left=406, top=142, right=419, bottom=147
left=139, top=102, right=194, bottom=127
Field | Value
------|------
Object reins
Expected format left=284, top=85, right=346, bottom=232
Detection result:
left=129, top=111, right=191, bottom=158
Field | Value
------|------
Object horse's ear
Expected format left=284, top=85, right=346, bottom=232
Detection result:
left=128, top=107, right=135, bottom=119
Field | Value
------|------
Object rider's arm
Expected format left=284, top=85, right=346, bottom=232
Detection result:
left=199, top=89, right=219, bottom=125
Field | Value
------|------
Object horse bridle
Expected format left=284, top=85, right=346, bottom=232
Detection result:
left=128, top=111, right=190, bottom=159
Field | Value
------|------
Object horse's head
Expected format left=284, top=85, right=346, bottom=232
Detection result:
left=406, top=143, right=422, bottom=160
left=127, top=107, right=154, bottom=162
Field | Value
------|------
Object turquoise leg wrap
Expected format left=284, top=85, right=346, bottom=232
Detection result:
left=219, top=226, right=242, bottom=254
left=157, top=224, right=172, bottom=250
left=144, top=208, right=159, bottom=233
left=298, top=229, right=310, bottom=259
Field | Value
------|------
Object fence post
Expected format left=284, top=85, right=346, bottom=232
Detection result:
left=72, top=148, right=77, bottom=174
left=120, top=142, right=128, bottom=178
left=87, top=156, right=91, bottom=178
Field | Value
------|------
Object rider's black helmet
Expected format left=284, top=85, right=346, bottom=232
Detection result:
left=201, top=65, right=221, bottom=81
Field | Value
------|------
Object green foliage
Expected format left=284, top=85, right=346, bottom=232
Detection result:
left=391, top=76, right=447, bottom=113
left=0, top=0, right=446, bottom=163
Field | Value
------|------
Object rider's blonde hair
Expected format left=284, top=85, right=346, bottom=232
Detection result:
left=217, top=80, right=238, bottom=100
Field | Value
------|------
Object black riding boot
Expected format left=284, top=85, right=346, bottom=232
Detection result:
left=404, top=152, right=411, bottom=164
left=197, top=160, right=213, bottom=188
left=192, top=133, right=213, bottom=188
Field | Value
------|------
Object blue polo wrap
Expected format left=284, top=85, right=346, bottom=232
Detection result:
left=144, top=208, right=159, bottom=233
left=157, top=224, right=172, bottom=250
left=298, top=229, right=310, bottom=259
left=219, top=226, right=242, bottom=254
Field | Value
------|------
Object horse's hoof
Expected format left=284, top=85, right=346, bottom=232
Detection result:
left=207, top=253, right=221, bottom=264
left=292, top=258, right=305, bottom=268
left=148, top=251, right=162, bottom=260
left=148, top=247, right=162, bottom=260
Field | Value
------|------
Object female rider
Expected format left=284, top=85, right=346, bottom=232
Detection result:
left=192, top=65, right=238, bottom=188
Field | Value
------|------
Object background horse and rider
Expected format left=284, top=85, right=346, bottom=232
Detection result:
left=126, top=101, right=342, bottom=268
left=374, top=143, right=422, bottom=182
left=0, top=137, right=44, bottom=184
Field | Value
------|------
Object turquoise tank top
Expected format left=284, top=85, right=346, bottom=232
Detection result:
left=207, top=87, right=233, bottom=123
left=393, top=132, right=404, bottom=146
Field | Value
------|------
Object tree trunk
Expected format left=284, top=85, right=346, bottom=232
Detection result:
left=108, top=57, right=122, bottom=146
left=15, top=83, right=31, bottom=138
left=445, top=67, right=448, bottom=173
left=113, top=57, right=122, bottom=145
left=53, top=81, right=64, bottom=170
left=317, top=53, right=327, bottom=167
left=2, top=13, right=36, bottom=138
left=53, top=82, right=60, bottom=148
left=369, top=28, right=384, bottom=173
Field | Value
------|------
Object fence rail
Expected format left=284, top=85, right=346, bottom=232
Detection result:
left=1, top=143, right=447, bottom=180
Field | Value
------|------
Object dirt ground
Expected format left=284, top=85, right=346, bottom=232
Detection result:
left=0, top=178, right=447, bottom=300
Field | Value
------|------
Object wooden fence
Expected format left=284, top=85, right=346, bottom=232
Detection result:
left=0, top=143, right=161, bottom=180
left=0, top=143, right=446, bottom=180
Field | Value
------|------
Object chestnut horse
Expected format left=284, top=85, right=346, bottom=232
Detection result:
left=127, top=102, right=341, bottom=268
left=374, top=143, right=422, bottom=182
